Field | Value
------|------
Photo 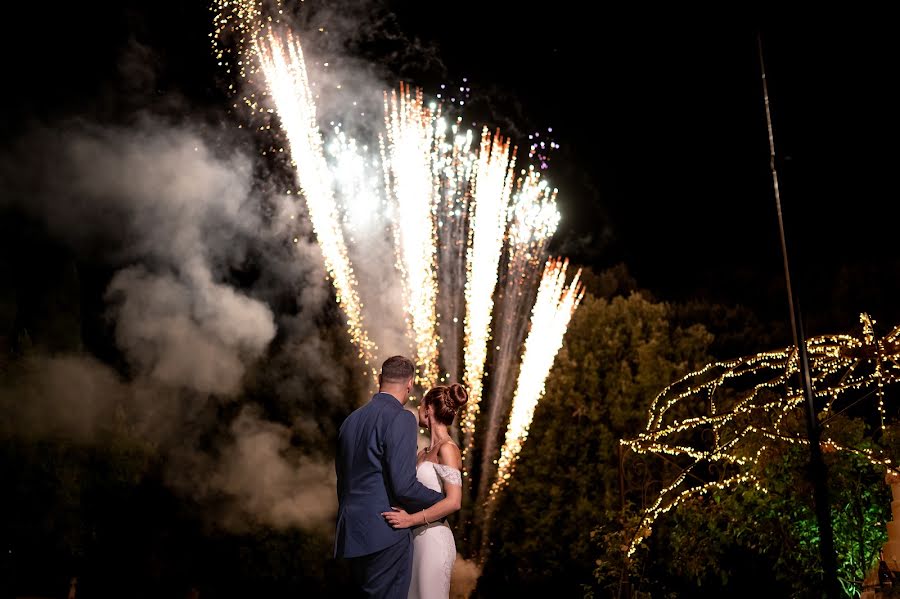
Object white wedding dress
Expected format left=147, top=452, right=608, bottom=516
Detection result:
left=408, top=460, right=460, bottom=599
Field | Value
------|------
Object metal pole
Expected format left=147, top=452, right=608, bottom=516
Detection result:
left=758, top=34, right=839, bottom=597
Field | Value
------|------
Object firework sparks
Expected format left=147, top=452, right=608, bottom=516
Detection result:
left=527, top=128, right=560, bottom=170
left=212, top=4, right=582, bottom=522
left=488, top=258, right=583, bottom=498
left=476, top=169, right=560, bottom=507
left=381, top=85, right=441, bottom=387
left=327, top=126, right=384, bottom=238
left=460, top=130, right=516, bottom=458
left=434, top=119, right=476, bottom=384
left=255, top=30, right=378, bottom=371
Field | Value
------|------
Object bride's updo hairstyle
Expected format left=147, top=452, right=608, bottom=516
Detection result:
left=423, top=384, right=469, bottom=426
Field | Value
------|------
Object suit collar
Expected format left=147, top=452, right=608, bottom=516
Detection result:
left=373, top=392, right=403, bottom=407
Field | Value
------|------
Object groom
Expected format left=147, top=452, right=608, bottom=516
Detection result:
left=335, top=355, right=445, bottom=598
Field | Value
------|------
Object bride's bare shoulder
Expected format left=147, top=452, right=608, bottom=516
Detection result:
left=437, top=440, right=462, bottom=470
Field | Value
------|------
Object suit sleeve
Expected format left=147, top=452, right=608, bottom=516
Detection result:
left=384, top=410, right=444, bottom=512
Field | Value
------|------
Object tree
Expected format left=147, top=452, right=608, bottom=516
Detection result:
left=591, top=344, right=895, bottom=597
left=476, top=291, right=713, bottom=596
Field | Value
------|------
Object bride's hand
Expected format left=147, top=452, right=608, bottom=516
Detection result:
left=381, top=506, right=413, bottom=529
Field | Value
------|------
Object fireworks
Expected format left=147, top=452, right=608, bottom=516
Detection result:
left=382, top=85, right=441, bottom=387
left=488, top=258, right=584, bottom=498
left=211, top=1, right=582, bottom=532
left=476, top=167, right=560, bottom=506
left=434, top=120, right=475, bottom=385
left=528, top=128, right=560, bottom=170
left=254, top=31, right=379, bottom=372
left=460, top=130, right=516, bottom=455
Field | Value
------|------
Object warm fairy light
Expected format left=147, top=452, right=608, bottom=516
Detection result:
left=382, top=85, right=441, bottom=387
left=623, top=313, right=900, bottom=556
left=254, top=30, right=379, bottom=373
left=489, top=258, right=583, bottom=498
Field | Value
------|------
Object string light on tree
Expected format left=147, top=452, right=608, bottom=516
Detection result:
left=622, top=313, right=900, bottom=556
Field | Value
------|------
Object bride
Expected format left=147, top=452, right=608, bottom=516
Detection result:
left=382, top=383, right=467, bottom=599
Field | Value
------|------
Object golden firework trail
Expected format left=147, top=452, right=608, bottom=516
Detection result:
left=254, top=30, right=378, bottom=371
left=488, top=258, right=583, bottom=499
left=460, top=130, right=517, bottom=458
left=434, top=119, right=476, bottom=384
left=381, top=85, right=441, bottom=387
left=476, top=169, right=560, bottom=508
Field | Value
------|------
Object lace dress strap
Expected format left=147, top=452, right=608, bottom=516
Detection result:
left=432, top=463, right=462, bottom=486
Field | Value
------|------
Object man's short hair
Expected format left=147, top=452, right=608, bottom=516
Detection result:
left=380, top=355, right=416, bottom=383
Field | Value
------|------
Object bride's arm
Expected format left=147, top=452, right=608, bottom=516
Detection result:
left=382, top=443, right=462, bottom=528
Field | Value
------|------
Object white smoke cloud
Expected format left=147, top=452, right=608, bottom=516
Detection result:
left=450, top=554, right=482, bottom=598
left=0, top=117, right=344, bottom=532
left=182, top=406, right=338, bottom=531
left=0, top=354, right=129, bottom=441
left=2, top=118, right=281, bottom=395
left=2, top=119, right=253, bottom=261
left=107, top=264, right=275, bottom=396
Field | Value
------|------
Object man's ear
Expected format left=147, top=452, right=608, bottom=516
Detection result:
left=378, top=374, right=383, bottom=387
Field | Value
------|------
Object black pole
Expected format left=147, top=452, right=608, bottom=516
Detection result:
left=757, top=35, right=840, bottom=597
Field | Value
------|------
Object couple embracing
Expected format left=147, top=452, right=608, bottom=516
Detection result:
left=335, top=356, right=468, bottom=599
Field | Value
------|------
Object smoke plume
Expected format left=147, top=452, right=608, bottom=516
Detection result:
left=0, top=115, right=348, bottom=531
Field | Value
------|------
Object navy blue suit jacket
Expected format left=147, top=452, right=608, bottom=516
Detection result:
left=334, top=393, right=445, bottom=558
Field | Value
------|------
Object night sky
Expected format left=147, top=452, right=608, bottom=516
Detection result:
left=3, top=3, right=898, bottom=338
left=1, top=5, right=899, bottom=596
